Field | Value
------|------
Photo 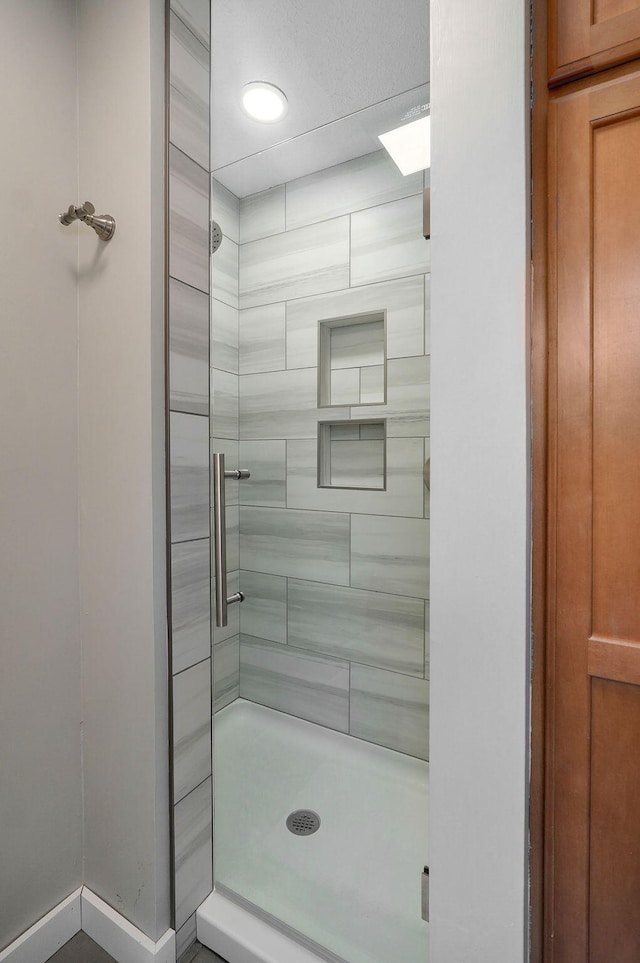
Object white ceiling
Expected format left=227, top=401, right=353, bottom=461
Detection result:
left=211, top=0, right=430, bottom=195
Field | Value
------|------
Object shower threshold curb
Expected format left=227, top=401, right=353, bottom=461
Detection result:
left=196, top=889, right=329, bottom=963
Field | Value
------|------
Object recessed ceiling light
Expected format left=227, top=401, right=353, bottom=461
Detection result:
left=378, top=115, right=431, bottom=176
left=242, top=82, right=288, bottom=123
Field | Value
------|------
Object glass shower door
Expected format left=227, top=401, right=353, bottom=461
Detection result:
left=208, top=4, right=430, bottom=960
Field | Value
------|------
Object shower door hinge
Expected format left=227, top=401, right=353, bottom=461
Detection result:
left=421, top=866, right=429, bottom=923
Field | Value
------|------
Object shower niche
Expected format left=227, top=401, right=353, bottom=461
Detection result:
left=317, top=310, right=387, bottom=407
left=318, top=419, right=386, bottom=491
left=317, top=310, right=388, bottom=491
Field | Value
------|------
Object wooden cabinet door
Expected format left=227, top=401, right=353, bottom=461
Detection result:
left=548, top=70, right=640, bottom=962
left=549, top=0, right=640, bottom=84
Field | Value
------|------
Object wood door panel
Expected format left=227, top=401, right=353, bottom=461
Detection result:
left=549, top=71, right=640, bottom=962
left=592, top=113, right=640, bottom=643
left=590, top=678, right=640, bottom=963
left=595, top=0, right=639, bottom=23
left=550, top=0, right=640, bottom=85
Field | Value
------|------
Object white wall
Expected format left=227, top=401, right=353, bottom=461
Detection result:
left=77, top=0, right=170, bottom=942
left=0, top=1, right=170, bottom=950
left=429, top=0, right=530, bottom=960
left=0, top=1, right=83, bottom=949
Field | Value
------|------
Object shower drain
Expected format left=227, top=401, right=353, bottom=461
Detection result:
left=286, top=809, right=321, bottom=836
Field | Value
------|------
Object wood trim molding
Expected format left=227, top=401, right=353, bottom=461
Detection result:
left=548, top=0, right=640, bottom=87
left=549, top=36, right=640, bottom=87
left=588, top=637, right=640, bottom=686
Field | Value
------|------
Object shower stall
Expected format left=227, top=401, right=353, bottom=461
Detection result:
left=0, top=2, right=528, bottom=961
left=168, top=2, right=430, bottom=961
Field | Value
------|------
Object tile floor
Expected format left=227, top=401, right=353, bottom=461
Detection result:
left=45, top=932, right=115, bottom=963
left=45, top=932, right=226, bottom=963
left=178, top=941, right=227, bottom=963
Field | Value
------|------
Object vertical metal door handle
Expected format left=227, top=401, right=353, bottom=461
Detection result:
left=212, top=453, right=249, bottom=627
left=212, top=452, right=228, bottom=628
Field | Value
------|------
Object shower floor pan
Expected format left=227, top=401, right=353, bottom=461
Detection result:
left=197, top=698, right=429, bottom=963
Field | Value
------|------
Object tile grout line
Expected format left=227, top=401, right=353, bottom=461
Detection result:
left=240, top=632, right=428, bottom=683
left=174, top=771, right=212, bottom=811
left=239, top=501, right=428, bottom=520
left=238, top=566, right=429, bottom=603
left=171, top=534, right=212, bottom=547
left=173, top=654, right=212, bottom=679
left=169, top=7, right=211, bottom=54
left=170, top=273, right=210, bottom=298
left=170, top=408, right=210, bottom=419
left=169, top=138, right=211, bottom=178
left=239, top=270, right=429, bottom=313
left=237, top=347, right=430, bottom=377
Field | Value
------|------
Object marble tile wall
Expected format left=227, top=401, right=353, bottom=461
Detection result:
left=169, top=10, right=209, bottom=171
left=173, top=776, right=212, bottom=931
left=239, top=635, right=350, bottom=731
left=171, top=539, right=211, bottom=674
left=167, top=0, right=212, bottom=945
left=173, top=659, right=211, bottom=804
left=239, top=217, right=350, bottom=309
left=287, top=580, right=425, bottom=676
left=236, top=149, right=431, bottom=761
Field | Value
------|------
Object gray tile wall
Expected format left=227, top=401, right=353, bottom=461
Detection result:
left=236, top=150, right=430, bottom=761
left=167, top=0, right=212, bottom=945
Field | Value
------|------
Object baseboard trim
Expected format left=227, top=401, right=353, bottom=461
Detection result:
left=0, top=888, right=82, bottom=963
left=0, top=888, right=175, bottom=963
left=81, top=889, right=175, bottom=963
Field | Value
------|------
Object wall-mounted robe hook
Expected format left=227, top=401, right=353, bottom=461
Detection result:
left=59, top=201, right=116, bottom=241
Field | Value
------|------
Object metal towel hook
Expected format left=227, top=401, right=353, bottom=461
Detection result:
left=59, top=201, right=116, bottom=241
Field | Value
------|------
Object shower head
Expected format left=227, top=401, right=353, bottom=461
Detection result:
left=210, top=220, right=223, bottom=254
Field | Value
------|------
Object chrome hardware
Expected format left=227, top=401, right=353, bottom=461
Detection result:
left=213, top=453, right=250, bottom=627
left=423, top=187, right=430, bottom=240
left=59, top=201, right=116, bottom=241
left=224, top=468, right=250, bottom=480
left=421, top=866, right=429, bottom=922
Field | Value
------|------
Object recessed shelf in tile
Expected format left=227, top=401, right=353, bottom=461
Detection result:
left=318, top=311, right=386, bottom=407
left=318, top=420, right=386, bottom=491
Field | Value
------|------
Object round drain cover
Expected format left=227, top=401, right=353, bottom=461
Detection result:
left=286, top=809, right=321, bottom=836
